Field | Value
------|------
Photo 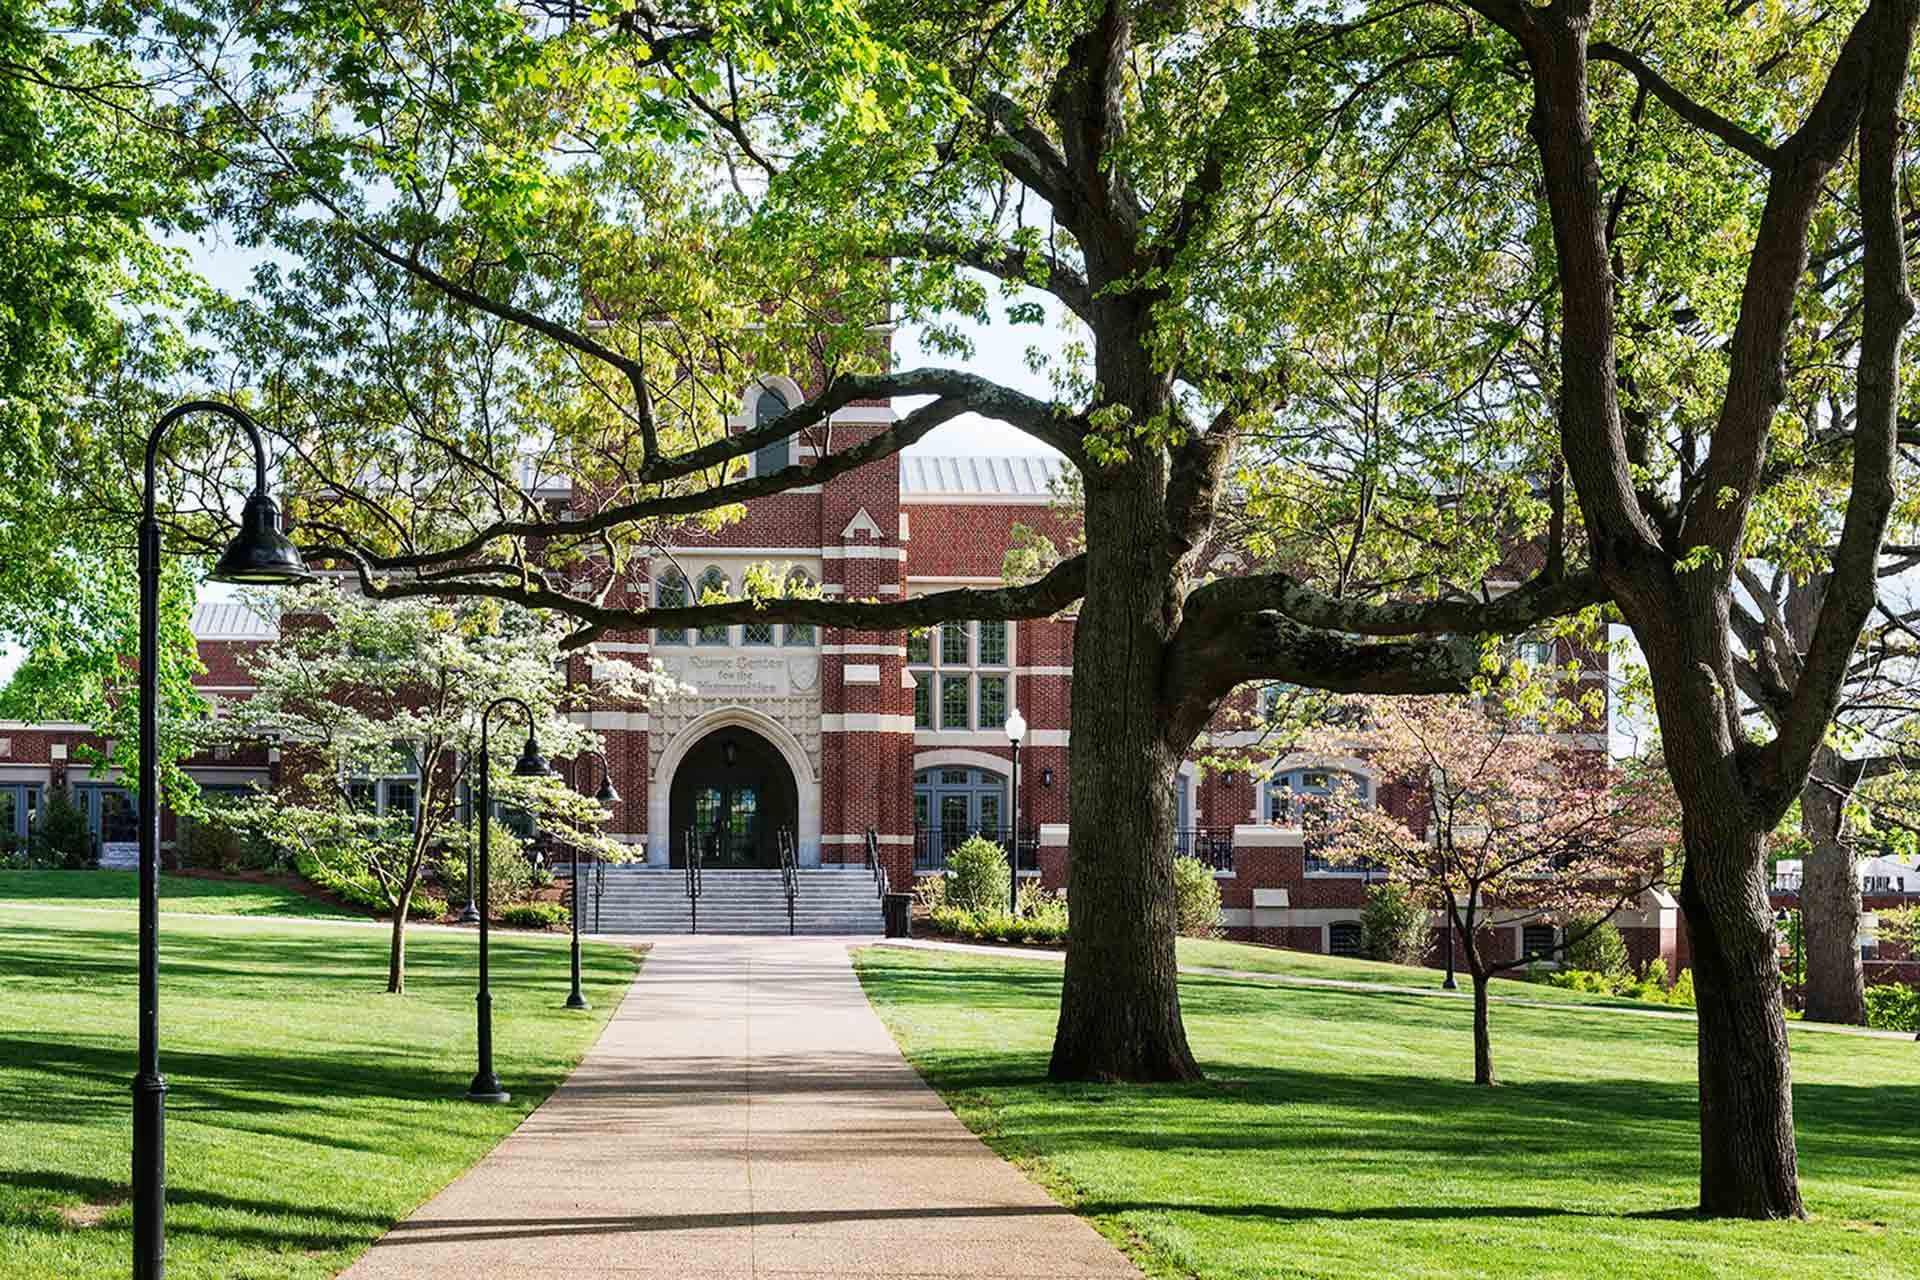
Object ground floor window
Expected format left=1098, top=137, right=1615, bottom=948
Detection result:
left=0, top=784, right=41, bottom=850
left=74, top=785, right=138, bottom=845
left=913, top=766, right=1009, bottom=870
left=1328, top=921, right=1364, bottom=956
left=1520, top=923, right=1559, bottom=960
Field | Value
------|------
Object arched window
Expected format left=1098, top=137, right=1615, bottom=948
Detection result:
left=753, top=385, right=791, bottom=477
left=783, top=569, right=816, bottom=646
left=695, top=567, right=731, bottom=645
left=1328, top=921, right=1364, bottom=957
left=655, top=570, right=689, bottom=645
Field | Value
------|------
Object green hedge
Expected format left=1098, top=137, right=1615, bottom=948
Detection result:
left=1543, top=960, right=1695, bottom=1006
left=929, top=904, right=1068, bottom=945
left=499, top=901, right=569, bottom=929
left=1865, top=983, right=1919, bottom=1032
left=294, top=851, right=445, bottom=920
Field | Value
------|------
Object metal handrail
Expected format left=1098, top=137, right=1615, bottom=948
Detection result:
left=593, top=859, right=605, bottom=933
left=864, top=827, right=889, bottom=900
left=1173, top=827, right=1238, bottom=872
left=683, top=827, right=702, bottom=934
left=913, top=824, right=1040, bottom=872
left=777, top=828, right=798, bottom=936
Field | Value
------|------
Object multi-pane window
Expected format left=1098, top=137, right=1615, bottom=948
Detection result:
left=941, top=674, right=971, bottom=730
left=0, top=784, right=40, bottom=849
left=940, top=622, right=969, bottom=665
left=914, top=675, right=933, bottom=729
left=753, top=385, right=791, bottom=477
left=783, top=569, right=816, bottom=646
left=1521, top=924, right=1559, bottom=960
left=743, top=619, right=775, bottom=645
left=1515, top=636, right=1556, bottom=668
left=908, top=617, right=1017, bottom=732
left=978, top=674, right=1008, bottom=728
left=348, top=771, right=418, bottom=834
left=1328, top=921, right=1364, bottom=957
left=696, top=568, right=730, bottom=644
left=978, top=621, right=1008, bottom=666
left=655, top=571, right=689, bottom=645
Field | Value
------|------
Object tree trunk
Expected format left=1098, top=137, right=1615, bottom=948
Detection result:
left=1678, top=826, right=1805, bottom=1219
left=1049, top=467, right=1201, bottom=1083
left=1470, top=971, right=1496, bottom=1086
left=1799, top=751, right=1865, bottom=1025
left=386, top=869, right=419, bottom=994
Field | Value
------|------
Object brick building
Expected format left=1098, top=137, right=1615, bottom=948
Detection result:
left=3, top=378, right=1704, bottom=967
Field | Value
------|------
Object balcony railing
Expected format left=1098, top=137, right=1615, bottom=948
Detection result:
left=1174, top=827, right=1237, bottom=872
left=1303, top=851, right=1389, bottom=877
left=914, top=825, right=1039, bottom=873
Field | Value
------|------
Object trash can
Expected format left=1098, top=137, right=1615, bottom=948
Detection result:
left=883, top=892, right=912, bottom=938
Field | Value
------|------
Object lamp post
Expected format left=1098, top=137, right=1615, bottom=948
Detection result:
left=467, top=697, right=552, bottom=1104
left=1005, top=708, right=1026, bottom=913
left=566, top=751, right=619, bottom=1011
left=458, top=756, right=481, bottom=924
left=1441, top=896, right=1459, bottom=991
left=135, top=401, right=314, bottom=1280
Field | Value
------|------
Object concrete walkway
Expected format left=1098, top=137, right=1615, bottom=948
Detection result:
left=339, top=937, right=1140, bottom=1279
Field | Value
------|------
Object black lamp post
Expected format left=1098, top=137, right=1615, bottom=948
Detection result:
left=135, top=400, right=314, bottom=1280
left=566, top=751, right=619, bottom=1011
left=458, top=756, right=481, bottom=924
left=1005, top=708, right=1026, bottom=913
left=467, top=696, right=552, bottom=1104
left=1441, top=896, right=1459, bottom=991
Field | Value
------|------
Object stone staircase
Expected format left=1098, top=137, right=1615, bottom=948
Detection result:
left=586, top=865, right=885, bottom=936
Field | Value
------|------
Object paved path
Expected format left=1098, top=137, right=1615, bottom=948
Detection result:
left=339, top=937, right=1139, bottom=1279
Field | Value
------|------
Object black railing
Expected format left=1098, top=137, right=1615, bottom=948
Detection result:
left=682, top=825, right=764, bottom=868
left=1174, top=827, right=1237, bottom=872
left=1303, top=852, right=1388, bottom=877
left=777, top=828, right=798, bottom=936
left=683, top=827, right=703, bottom=933
left=914, top=825, right=1039, bottom=873
left=864, top=827, right=889, bottom=899
left=593, top=859, right=606, bottom=933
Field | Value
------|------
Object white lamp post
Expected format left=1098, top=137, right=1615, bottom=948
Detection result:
left=1005, top=708, right=1027, bottom=913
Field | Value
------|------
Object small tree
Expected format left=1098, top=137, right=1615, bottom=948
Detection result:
left=944, top=836, right=1010, bottom=916
left=1172, top=856, right=1223, bottom=939
left=1321, top=697, right=1669, bottom=1085
left=1563, top=916, right=1630, bottom=978
left=1360, top=883, right=1430, bottom=967
left=215, top=586, right=665, bottom=992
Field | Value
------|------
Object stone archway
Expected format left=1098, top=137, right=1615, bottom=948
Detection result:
left=667, top=726, right=798, bottom=869
left=651, top=707, right=821, bottom=866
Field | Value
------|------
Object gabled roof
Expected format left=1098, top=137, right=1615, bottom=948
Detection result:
left=192, top=600, right=278, bottom=642
left=899, top=454, right=1067, bottom=499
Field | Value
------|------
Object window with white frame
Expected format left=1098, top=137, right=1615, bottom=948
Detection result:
left=1328, top=921, right=1364, bottom=957
left=654, top=569, right=690, bottom=645
left=347, top=758, right=419, bottom=834
left=753, top=385, right=792, bottom=477
left=783, top=569, right=816, bottom=646
left=908, top=618, right=1011, bottom=732
left=1515, top=636, right=1556, bottom=668
left=695, top=567, right=730, bottom=644
left=1520, top=923, right=1559, bottom=960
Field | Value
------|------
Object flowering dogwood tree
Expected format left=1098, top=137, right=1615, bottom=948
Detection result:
left=1317, top=697, right=1671, bottom=1084
left=212, top=586, right=666, bottom=992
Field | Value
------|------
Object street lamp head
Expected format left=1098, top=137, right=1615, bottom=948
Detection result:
left=1005, top=708, right=1027, bottom=746
left=209, top=491, right=315, bottom=585
left=513, top=733, right=552, bottom=778
left=595, top=772, right=621, bottom=805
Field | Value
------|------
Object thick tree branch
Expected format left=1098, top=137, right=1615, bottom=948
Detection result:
left=879, top=232, right=1093, bottom=322
left=1181, top=567, right=1609, bottom=639
left=1589, top=42, right=1779, bottom=166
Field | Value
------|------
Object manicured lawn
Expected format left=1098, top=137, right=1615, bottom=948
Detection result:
left=0, top=905, right=640, bottom=1279
left=1176, top=937, right=1674, bottom=1010
left=0, top=870, right=356, bottom=919
left=855, top=946, right=1920, bottom=1280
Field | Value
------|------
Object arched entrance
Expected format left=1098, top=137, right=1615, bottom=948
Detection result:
left=669, top=727, right=798, bottom=868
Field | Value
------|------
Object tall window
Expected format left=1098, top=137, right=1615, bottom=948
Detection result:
left=655, top=570, right=689, bottom=645
left=753, top=385, right=791, bottom=476
left=908, top=617, right=1014, bottom=732
left=783, top=569, right=816, bottom=646
left=695, top=567, right=730, bottom=644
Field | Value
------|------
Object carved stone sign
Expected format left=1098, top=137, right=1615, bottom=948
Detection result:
left=661, top=652, right=806, bottom=698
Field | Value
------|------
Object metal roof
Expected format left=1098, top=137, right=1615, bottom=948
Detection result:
left=898, top=454, right=1068, bottom=498
left=191, top=600, right=279, bottom=641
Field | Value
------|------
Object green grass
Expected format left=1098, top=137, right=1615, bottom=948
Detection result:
left=0, top=870, right=356, bottom=918
left=1176, top=937, right=1674, bottom=1009
left=0, top=905, right=640, bottom=1279
left=855, top=946, right=1920, bottom=1280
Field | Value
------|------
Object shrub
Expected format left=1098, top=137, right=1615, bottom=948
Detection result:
left=434, top=820, right=538, bottom=906
left=1173, top=854, right=1222, bottom=938
left=1564, top=916, right=1630, bottom=976
left=1864, top=983, right=1919, bottom=1032
left=1641, top=957, right=1671, bottom=990
left=1359, top=883, right=1428, bottom=965
left=499, top=901, right=569, bottom=929
left=912, top=874, right=946, bottom=912
left=1669, top=969, right=1695, bottom=1008
left=943, top=835, right=1010, bottom=915
left=1016, top=882, right=1069, bottom=930
left=296, top=851, right=444, bottom=919
left=926, top=903, right=1068, bottom=946
left=177, top=809, right=282, bottom=873
left=30, top=787, right=94, bottom=869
